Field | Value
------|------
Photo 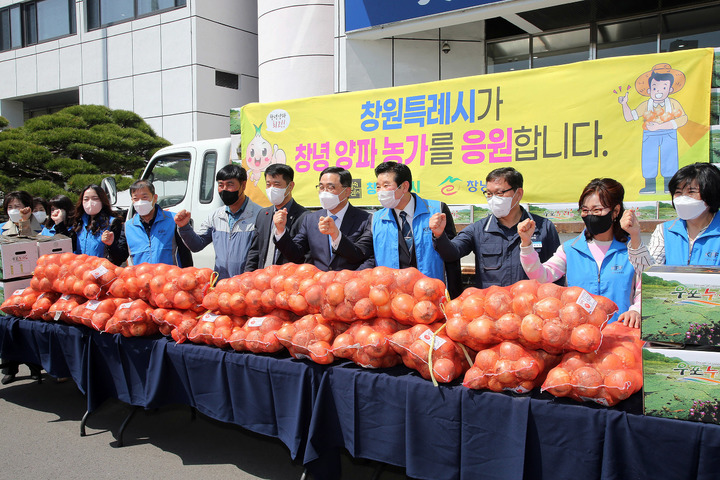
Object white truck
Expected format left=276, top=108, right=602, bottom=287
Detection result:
left=106, top=137, right=233, bottom=269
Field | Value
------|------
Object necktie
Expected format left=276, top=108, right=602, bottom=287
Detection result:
left=329, top=215, right=338, bottom=257
left=399, top=211, right=414, bottom=253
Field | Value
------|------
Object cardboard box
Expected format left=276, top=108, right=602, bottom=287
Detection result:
left=0, top=276, right=33, bottom=308
left=0, top=237, right=39, bottom=281
left=641, top=265, right=720, bottom=346
left=643, top=346, right=720, bottom=424
left=37, top=235, right=72, bottom=257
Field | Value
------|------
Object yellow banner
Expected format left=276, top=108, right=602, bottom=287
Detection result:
left=239, top=49, right=713, bottom=208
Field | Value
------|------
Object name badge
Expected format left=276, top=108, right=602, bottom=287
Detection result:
left=532, top=241, right=542, bottom=250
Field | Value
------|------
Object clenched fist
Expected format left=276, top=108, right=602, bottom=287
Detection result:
left=51, top=209, right=66, bottom=225
left=101, top=230, right=114, bottom=246
left=318, top=215, right=339, bottom=240
left=620, top=209, right=642, bottom=248
left=19, top=206, right=32, bottom=221
left=429, top=213, right=446, bottom=238
left=517, top=218, right=536, bottom=247
left=274, top=208, right=288, bottom=235
left=175, top=210, right=191, bottom=228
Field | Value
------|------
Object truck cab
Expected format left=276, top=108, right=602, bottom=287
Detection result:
left=134, top=137, right=232, bottom=269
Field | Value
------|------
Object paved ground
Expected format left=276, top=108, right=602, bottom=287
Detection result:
left=0, top=364, right=408, bottom=480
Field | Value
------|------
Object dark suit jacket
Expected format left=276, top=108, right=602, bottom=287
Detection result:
left=275, top=203, right=374, bottom=271
left=245, top=199, right=307, bottom=271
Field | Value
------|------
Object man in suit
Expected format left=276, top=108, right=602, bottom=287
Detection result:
left=372, top=161, right=463, bottom=298
left=245, top=164, right=307, bottom=271
left=274, top=166, right=373, bottom=271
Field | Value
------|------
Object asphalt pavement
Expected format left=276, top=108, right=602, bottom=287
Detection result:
left=0, top=364, right=408, bottom=480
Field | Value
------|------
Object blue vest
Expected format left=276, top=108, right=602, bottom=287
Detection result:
left=125, top=207, right=178, bottom=265
left=663, top=214, right=720, bottom=265
left=372, top=195, right=445, bottom=281
left=564, top=233, right=635, bottom=323
left=75, top=214, right=109, bottom=258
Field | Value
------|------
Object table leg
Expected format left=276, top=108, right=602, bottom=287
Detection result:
left=80, top=410, right=91, bottom=436
left=116, top=406, right=139, bottom=448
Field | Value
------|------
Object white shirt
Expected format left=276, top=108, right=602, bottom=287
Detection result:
left=394, top=194, right=416, bottom=229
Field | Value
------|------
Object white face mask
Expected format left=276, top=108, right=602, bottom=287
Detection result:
left=487, top=191, right=518, bottom=218
left=674, top=195, right=708, bottom=221
left=378, top=188, right=401, bottom=209
left=133, top=200, right=154, bottom=216
left=7, top=209, right=22, bottom=223
left=266, top=186, right=288, bottom=206
left=33, top=211, right=47, bottom=224
left=319, top=189, right=344, bottom=211
left=83, top=200, right=102, bottom=216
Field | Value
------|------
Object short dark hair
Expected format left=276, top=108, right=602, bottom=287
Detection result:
left=669, top=163, right=720, bottom=214
left=216, top=164, right=247, bottom=183
left=319, top=166, right=352, bottom=188
left=3, top=190, right=33, bottom=214
left=74, top=184, right=117, bottom=235
left=486, top=167, right=523, bottom=190
left=579, top=178, right=627, bottom=242
left=265, top=163, right=294, bottom=183
left=374, top=162, right=412, bottom=192
left=649, top=71, right=675, bottom=90
left=33, top=196, right=50, bottom=213
left=130, top=179, right=155, bottom=196
left=49, top=195, right=76, bottom=218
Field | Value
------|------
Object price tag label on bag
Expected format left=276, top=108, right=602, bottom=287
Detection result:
left=576, top=289, right=597, bottom=314
left=419, top=329, right=446, bottom=350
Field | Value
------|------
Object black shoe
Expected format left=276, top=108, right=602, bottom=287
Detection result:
left=1, top=374, right=16, bottom=385
left=29, top=369, right=42, bottom=381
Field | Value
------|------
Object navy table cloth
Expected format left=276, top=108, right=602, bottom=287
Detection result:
left=2, top=315, right=720, bottom=480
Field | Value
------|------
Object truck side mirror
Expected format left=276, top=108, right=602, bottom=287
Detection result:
left=101, top=177, right=118, bottom=205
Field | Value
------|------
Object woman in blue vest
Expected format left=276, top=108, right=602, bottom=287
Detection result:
left=623, top=162, right=720, bottom=268
left=518, top=178, right=640, bottom=327
left=67, top=185, right=128, bottom=266
left=40, top=195, right=76, bottom=237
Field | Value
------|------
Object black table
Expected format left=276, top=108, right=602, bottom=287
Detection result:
left=2, top=315, right=720, bottom=480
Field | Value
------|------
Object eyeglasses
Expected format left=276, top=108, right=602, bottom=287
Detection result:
left=482, top=187, right=514, bottom=199
left=316, top=184, right=343, bottom=193
left=579, top=207, right=610, bottom=216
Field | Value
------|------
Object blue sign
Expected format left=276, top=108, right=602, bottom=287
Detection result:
left=345, top=0, right=503, bottom=31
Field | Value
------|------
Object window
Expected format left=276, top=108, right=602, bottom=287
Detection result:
left=597, top=17, right=659, bottom=59
left=486, top=38, right=529, bottom=74
left=486, top=4, right=720, bottom=73
left=0, top=0, right=75, bottom=52
left=145, top=153, right=190, bottom=208
left=660, top=5, right=720, bottom=52
left=37, top=0, right=74, bottom=43
left=0, top=5, right=23, bottom=51
left=215, top=71, right=239, bottom=90
left=87, top=0, right=186, bottom=30
left=199, top=151, right=218, bottom=204
left=532, top=28, right=590, bottom=68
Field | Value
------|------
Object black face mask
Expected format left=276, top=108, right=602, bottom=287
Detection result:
left=582, top=211, right=614, bottom=237
left=219, top=189, right=240, bottom=206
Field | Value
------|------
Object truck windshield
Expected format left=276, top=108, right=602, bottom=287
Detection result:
left=144, top=153, right=190, bottom=208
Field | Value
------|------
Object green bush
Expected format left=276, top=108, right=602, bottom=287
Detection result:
left=0, top=104, right=170, bottom=194
left=47, top=157, right=100, bottom=177
left=17, top=180, right=73, bottom=201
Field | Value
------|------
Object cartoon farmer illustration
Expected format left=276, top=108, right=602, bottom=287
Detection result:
left=618, top=63, right=688, bottom=194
